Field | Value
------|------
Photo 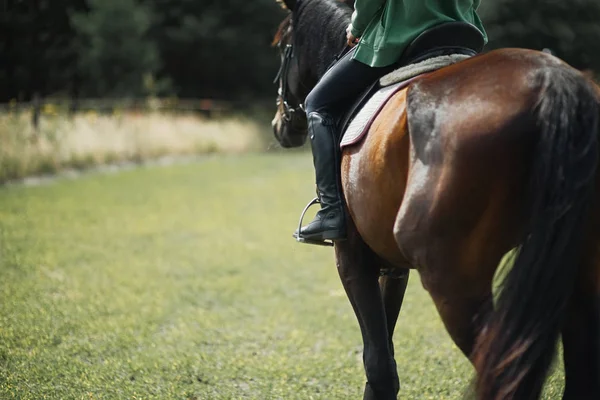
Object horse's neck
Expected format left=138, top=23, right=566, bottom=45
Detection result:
left=297, top=0, right=351, bottom=80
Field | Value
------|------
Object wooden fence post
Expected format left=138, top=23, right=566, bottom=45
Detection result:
left=32, top=92, right=41, bottom=133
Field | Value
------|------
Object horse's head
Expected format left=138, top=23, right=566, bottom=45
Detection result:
left=271, top=0, right=310, bottom=148
left=271, top=0, right=351, bottom=147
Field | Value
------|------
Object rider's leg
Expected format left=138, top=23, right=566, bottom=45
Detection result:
left=297, top=48, right=394, bottom=242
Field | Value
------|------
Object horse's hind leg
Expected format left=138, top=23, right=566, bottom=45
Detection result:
left=426, top=279, right=493, bottom=359
left=411, top=249, right=495, bottom=360
left=336, top=222, right=401, bottom=400
left=562, top=250, right=600, bottom=399
left=562, top=291, right=600, bottom=399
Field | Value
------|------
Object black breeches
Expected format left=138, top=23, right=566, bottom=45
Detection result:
left=304, top=47, right=395, bottom=120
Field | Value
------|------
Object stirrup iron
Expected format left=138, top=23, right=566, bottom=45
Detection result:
left=293, top=197, right=334, bottom=247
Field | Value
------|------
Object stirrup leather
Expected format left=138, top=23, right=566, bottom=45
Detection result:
left=293, top=197, right=334, bottom=247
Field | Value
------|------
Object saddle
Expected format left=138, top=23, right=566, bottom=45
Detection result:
left=338, top=22, right=485, bottom=148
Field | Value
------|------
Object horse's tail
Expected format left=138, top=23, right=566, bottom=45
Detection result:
left=473, top=63, right=600, bottom=399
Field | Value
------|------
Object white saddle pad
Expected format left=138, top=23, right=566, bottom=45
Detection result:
left=340, top=54, right=473, bottom=149
left=380, top=54, right=472, bottom=87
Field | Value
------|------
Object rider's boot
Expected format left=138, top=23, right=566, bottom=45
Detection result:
left=295, top=112, right=346, bottom=242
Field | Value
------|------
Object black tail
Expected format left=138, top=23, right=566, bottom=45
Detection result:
left=474, top=64, right=600, bottom=399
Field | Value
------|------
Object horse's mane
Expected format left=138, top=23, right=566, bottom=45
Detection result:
left=274, top=0, right=353, bottom=13
left=273, top=0, right=352, bottom=79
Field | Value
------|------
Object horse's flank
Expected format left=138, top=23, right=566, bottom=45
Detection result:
left=342, top=88, right=411, bottom=267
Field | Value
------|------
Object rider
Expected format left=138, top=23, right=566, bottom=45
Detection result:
left=296, top=0, right=487, bottom=243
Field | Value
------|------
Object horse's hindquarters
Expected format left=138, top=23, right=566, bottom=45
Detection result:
left=392, top=50, right=552, bottom=290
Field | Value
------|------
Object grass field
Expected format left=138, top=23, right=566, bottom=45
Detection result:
left=0, top=153, right=564, bottom=399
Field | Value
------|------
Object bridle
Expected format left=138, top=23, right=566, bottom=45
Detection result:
left=272, top=0, right=349, bottom=126
left=273, top=42, right=305, bottom=123
left=273, top=1, right=307, bottom=126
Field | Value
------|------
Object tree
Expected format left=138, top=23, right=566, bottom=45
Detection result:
left=480, top=0, right=600, bottom=72
left=147, top=0, right=286, bottom=100
left=71, top=0, right=160, bottom=97
left=0, top=0, right=87, bottom=102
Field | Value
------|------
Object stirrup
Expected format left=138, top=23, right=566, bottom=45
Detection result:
left=293, top=197, right=334, bottom=247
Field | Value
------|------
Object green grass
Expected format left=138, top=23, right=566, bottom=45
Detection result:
left=0, top=153, right=564, bottom=399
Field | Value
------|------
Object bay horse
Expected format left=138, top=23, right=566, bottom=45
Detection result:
left=271, top=0, right=600, bottom=399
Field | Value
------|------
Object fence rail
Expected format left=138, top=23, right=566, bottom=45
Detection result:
left=0, top=97, right=275, bottom=132
left=0, top=97, right=244, bottom=130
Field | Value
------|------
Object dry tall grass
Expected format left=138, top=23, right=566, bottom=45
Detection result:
left=0, top=110, right=263, bottom=183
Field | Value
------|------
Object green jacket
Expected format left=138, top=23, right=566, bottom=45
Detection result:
left=350, top=0, right=487, bottom=67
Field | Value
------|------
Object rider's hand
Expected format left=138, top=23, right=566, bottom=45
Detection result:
left=346, top=25, right=359, bottom=47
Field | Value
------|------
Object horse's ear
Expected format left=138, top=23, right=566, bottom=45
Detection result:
left=276, top=0, right=296, bottom=11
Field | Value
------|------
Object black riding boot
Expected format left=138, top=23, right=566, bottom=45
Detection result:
left=295, top=112, right=346, bottom=242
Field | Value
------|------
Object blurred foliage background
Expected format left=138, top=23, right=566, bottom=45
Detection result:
left=479, top=0, right=600, bottom=73
left=1, top=0, right=599, bottom=104
left=0, top=0, right=287, bottom=102
left=1, top=0, right=599, bottom=183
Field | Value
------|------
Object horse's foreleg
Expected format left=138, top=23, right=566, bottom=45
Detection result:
left=336, top=225, right=399, bottom=400
left=379, top=270, right=410, bottom=356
